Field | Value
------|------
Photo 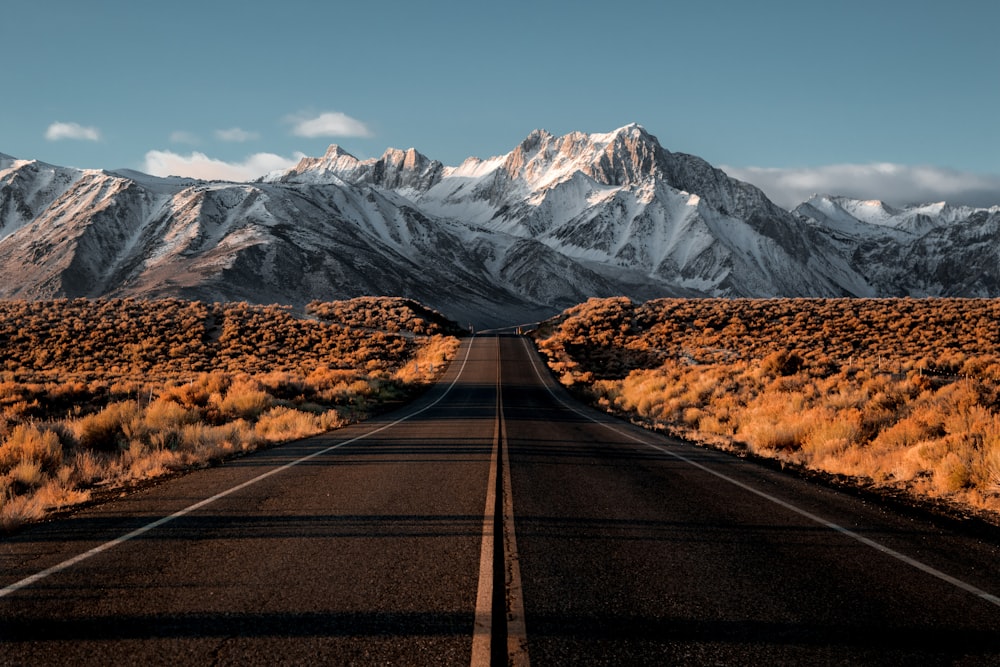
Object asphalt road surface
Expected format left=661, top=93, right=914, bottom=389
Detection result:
left=2, top=335, right=999, bottom=665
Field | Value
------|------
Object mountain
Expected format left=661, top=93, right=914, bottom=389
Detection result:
left=271, top=124, right=874, bottom=299
left=1, top=125, right=998, bottom=326
left=793, top=195, right=1000, bottom=296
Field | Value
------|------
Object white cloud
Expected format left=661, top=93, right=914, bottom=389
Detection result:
left=170, top=130, right=200, bottom=145
left=287, top=111, right=372, bottom=138
left=723, top=163, right=1000, bottom=209
left=142, top=150, right=305, bottom=182
left=45, top=121, right=100, bottom=142
left=215, top=127, right=260, bottom=143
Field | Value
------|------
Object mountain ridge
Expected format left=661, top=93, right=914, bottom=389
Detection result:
left=2, top=124, right=999, bottom=326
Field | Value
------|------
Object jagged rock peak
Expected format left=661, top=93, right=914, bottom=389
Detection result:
left=518, top=128, right=554, bottom=153
left=323, top=144, right=358, bottom=160
left=498, top=124, right=666, bottom=187
left=272, top=145, right=362, bottom=183
left=380, top=147, right=431, bottom=170
left=299, top=144, right=362, bottom=170
left=590, top=123, right=664, bottom=186
left=270, top=143, right=444, bottom=190
left=605, top=122, right=655, bottom=141
left=371, top=147, right=443, bottom=191
left=504, top=130, right=549, bottom=176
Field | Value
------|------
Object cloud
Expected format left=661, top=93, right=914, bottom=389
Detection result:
left=170, top=130, right=200, bottom=145
left=722, top=163, right=1000, bottom=209
left=142, top=150, right=305, bottom=182
left=45, top=121, right=100, bottom=142
left=287, top=111, right=372, bottom=138
left=215, top=127, right=260, bottom=143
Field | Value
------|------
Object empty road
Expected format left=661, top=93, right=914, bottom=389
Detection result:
left=2, top=335, right=999, bottom=665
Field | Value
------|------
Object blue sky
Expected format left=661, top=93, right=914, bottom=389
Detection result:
left=2, top=0, right=998, bottom=207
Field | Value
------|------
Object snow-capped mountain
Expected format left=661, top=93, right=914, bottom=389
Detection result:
left=1, top=125, right=998, bottom=326
left=0, top=156, right=84, bottom=241
left=793, top=195, right=1000, bottom=296
left=270, top=124, right=874, bottom=299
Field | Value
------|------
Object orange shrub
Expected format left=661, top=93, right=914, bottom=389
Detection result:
left=0, top=296, right=462, bottom=530
left=0, top=424, right=64, bottom=473
left=534, top=297, right=1000, bottom=521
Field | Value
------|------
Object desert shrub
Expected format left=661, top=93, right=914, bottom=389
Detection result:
left=254, top=406, right=324, bottom=441
left=760, top=350, right=805, bottom=377
left=307, top=297, right=464, bottom=336
left=161, top=381, right=214, bottom=409
left=69, top=449, right=107, bottom=486
left=974, top=437, right=1000, bottom=492
left=800, top=408, right=862, bottom=464
left=394, top=335, right=461, bottom=384
left=177, top=420, right=261, bottom=463
left=871, top=415, right=935, bottom=453
left=0, top=493, right=47, bottom=530
left=9, top=459, right=44, bottom=491
left=534, top=297, right=1000, bottom=518
left=144, top=398, right=198, bottom=432
left=936, top=450, right=973, bottom=493
left=216, top=380, right=273, bottom=420
left=125, top=447, right=180, bottom=481
left=32, top=476, right=90, bottom=511
left=697, top=413, right=734, bottom=437
left=0, top=424, right=63, bottom=472
left=0, top=296, right=462, bottom=529
left=257, top=371, right=307, bottom=399
left=72, top=401, right=142, bottom=452
left=735, top=391, right=813, bottom=456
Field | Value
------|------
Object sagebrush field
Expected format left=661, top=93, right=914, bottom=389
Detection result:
left=533, top=297, right=1000, bottom=522
left=0, top=296, right=459, bottom=530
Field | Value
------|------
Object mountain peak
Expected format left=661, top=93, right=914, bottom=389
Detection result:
left=380, top=147, right=430, bottom=170
left=518, top=128, right=554, bottom=153
left=494, top=125, right=667, bottom=189
left=269, top=145, right=362, bottom=184
left=610, top=122, right=649, bottom=137
left=5, top=125, right=1000, bottom=324
left=587, top=124, right=664, bottom=186
left=371, top=147, right=443, bottom=190
left=590, top=123, right=657, bottom=147
left=323, top=144, right=358, bottom=160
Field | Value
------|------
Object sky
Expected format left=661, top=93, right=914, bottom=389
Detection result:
left=2, top=0, right=998, bottom=209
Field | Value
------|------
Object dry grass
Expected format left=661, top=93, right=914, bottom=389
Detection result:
left=0, top=296, right=461, bottom=530
left=307, top=297, right=464, bottom=336
left=534, top=297, right=1000, bottom=522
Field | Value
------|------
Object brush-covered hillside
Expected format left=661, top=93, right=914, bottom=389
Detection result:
left=0, top=296, right=460, bottom=529
left=533, top=297, right=1000, bottom=522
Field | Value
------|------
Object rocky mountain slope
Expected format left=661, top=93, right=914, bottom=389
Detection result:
left=2, top=126, right=998, bottom=326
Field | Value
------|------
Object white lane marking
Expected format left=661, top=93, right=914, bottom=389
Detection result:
left=519, top=338, right=1000, bottom=609
left=0, top=339, right=478, bottom=600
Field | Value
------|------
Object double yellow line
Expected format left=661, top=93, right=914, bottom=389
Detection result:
left=471, top=336, right=529, bottom=666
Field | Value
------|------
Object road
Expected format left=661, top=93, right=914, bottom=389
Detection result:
left=2, top=335, right=999, bottom=665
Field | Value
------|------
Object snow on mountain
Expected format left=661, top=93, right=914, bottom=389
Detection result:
left=793, top=194, right=1000, bottom=297
left=273, top=145, right=445, bottom=195
left=0, top=150, right=620, bottom=325
left=795, top=194, right=1000, bottom=234
left=275, top=124, right=873, bottom=300
left=0, top=158, right=85, bottom=241
left=796, top=195, right=938, bottom=236
left=2, top=126, right=999, bottom=325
